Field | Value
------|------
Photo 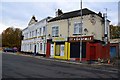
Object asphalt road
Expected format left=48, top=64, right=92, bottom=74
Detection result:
left=2, top=53, right=119, bottom=79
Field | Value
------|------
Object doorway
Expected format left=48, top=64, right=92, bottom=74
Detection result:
left=34, top=45, right=36, bottom=55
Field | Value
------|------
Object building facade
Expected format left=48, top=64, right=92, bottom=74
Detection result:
left=46, top=8, right=110, bottom=61
left=21, top=16, right=52, bottom=55
left=21, top=8, right=111, bottom=61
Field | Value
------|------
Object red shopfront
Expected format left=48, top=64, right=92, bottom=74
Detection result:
left=68, top=36, right=110, bottom=61
left=86, top=42, right=110, bottom=61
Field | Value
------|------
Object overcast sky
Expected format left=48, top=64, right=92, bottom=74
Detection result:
left=0, top=0, right=119, bottom=34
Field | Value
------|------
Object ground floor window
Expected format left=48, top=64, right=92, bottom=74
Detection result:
left=60, top=45, right=64, bottom=56
left=44, top=43, right=46, bottom=53
left=37, top=43, right=39, bottom=53
left=70, top=42, right=86, bottom=58
left=55, top=42, right=65, bottom=56
left=40, top=43, right=42, bottom=51
left=30, top=44, right=32, bottom=50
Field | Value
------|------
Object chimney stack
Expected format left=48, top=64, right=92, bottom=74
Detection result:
left=98, top=12, right=102, bottom=17
left=56, top=9, right=63, bottom=17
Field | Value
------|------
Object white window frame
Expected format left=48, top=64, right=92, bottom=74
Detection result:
left=26, top=33, right=28, bottom=39
left=39, top=28, right=42, bottom=36
left=32, top=31, right=34, bottom=37
left=30, top=44, right=32, bottom=50
left=30, top=32, right=31, bottom=38
left=35, top=29, right=37, bottom=37
left=73, top=22, right=82, bottom=34
left=43, top=26, right=46, bottom=35
left=40, top=43, right=42, bottom=51
left=52, top=26, right=59, bottom=37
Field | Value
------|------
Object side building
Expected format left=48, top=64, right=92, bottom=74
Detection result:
left=21, top=16, right=52, bottom=56
left=46, top=8, right=110, bottom=61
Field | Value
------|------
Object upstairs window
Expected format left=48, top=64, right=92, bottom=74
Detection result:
left=39, top=28, right=41, bottom=36
left=74, top=23, right=82, bottom=34
left=40, top=43, right=42, bottom=51
left=26, top=33, right=28, bottom=39
left=43, top=26, right=45, bottom=35
left=30, top=32, right=31, bottom=38
left=32, top=31, right=34, bottom=37
left=30, top=44, right=32, bottom=50
left=52, top=26, right=59, bottom=37
left=35, top=29, right=37, bottom=37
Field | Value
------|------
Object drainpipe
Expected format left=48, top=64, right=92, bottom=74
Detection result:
left=67, top=18, right=70, bottom=37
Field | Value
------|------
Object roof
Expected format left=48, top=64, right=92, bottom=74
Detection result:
left=48, top=8, right=103, bottom=22
left=22, top=27, right=28, bottom=31
left=28, top=16, right=38, bottom=26
left=22, top=16, right=52, bottom=31
left=37, top=16, right=52, bottom=23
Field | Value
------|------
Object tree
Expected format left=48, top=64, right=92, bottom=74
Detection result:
left=2, top=27, right=22, bottom=50
left=0, top=34, right=1, bottom=47
left=110, top=25, right=120, bottom=39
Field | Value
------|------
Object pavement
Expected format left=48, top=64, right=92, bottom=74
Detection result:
left=2, top=53, right=119, bottom=78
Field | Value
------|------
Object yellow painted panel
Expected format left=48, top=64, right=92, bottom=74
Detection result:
left=54, top=56, right=65, bottom=59
left=65, top=42, right=67, bottom=60
left=68, top=43, right=70, bottom=60
left=53, top=42, right=56, bottom=58
left=54, top=42, right=69, bottom=60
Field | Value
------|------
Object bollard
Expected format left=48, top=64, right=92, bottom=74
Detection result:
left=108, top=59, right=110, bottom=64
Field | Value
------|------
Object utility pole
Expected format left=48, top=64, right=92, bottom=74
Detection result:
left=67, top=18, right=70, bottom=60
left=80, top=0, right=83, bottom=62
left=104, top=8, right=108, bottom=44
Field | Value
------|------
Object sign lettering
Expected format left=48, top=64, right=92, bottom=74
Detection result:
left=68, top=36, right=93, bottom=42
left=52, top=37, right=67, bottom=42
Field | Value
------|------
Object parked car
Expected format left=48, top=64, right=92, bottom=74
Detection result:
left=13, top=47, right=18, bottom=52
left=3, top=48, right=17, bottom=53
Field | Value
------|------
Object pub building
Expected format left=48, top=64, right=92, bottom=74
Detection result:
left=46, top=36, right=110, bottom=61
left=46, top=8, right=110, bottom=61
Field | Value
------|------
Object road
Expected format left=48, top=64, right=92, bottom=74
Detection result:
left=2, top=53, right=119, bottom=79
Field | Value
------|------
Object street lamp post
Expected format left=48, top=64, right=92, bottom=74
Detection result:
left=104, top=8, right=108, bottom=44
left=80, top=0, right=83, bottom=62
